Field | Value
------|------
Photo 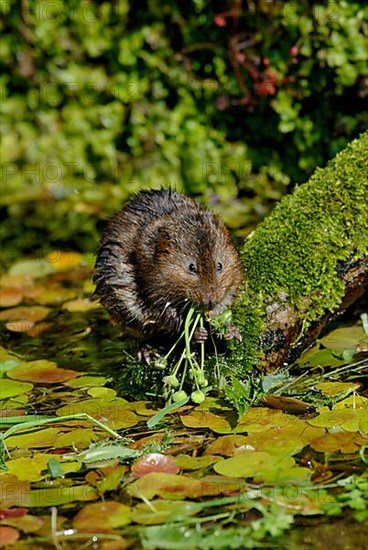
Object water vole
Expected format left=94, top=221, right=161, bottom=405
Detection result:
left=94, top=189, right=242, bottom=338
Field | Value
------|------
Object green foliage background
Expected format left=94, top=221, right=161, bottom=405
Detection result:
left=1, top=0, right=367, bottom=261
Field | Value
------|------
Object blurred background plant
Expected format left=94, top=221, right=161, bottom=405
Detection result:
left=1, top=0, right=367, bottom=262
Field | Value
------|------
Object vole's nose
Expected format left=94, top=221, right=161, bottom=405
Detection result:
left=200, top=289, right=218, bottom=308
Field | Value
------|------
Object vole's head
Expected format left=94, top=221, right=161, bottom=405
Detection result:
left=142, top=211, right=242, bottom=320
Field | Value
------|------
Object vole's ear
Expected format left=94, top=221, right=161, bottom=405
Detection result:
left=154, top=228, right=172, bottom=257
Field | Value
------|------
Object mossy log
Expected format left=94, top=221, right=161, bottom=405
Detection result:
left=233, top=131, right=368, bottom=372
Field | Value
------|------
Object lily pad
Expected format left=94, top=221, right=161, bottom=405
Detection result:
left=62, top=298, right=100, bottom=312
left=0, top=306, right=50, bottom=323
left=6, top=454, right=81, bottom=482
left=180, top=410, right=235, bottom=433
left=8, top=259, right=55, bottom=278
left=53, top=427, right=96, bottom=449
left=131, top=500, right=198, bottom=525
left=57, top=398, right=139, bottom=430
left=320, top=325, right=367, bottom=352
left=310, top=432, right=367, bottom=453
left=316, top=381, right=361, bottom=398
left=33, top=287, right=77, bottom=305
left=308, top=409, right=367, bottom=433
left=173, top=455, right=221, bottom=471
left=1, top=514, right=44, bottom=534
left=126, top=472, right=244, bottom=500
left=74, top=501, right=131, bottom=532
left=24, top=484, right=98, bottom=507
left=0, top=287, right=23, bottom=308
left=0, top=525, right=19, bottom=546
left=8, top=360, right=79, bottom=384
left=0, top=475, right=30, bottom=507
left=46, top=251, right=84, bottom=271
left=214, top=451, right=295, bottom=479
left=5, top=427, right=59, bottom=449
left=0, top=380, right=33, bottom=400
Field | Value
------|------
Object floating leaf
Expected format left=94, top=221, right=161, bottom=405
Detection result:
left=173, top=455, right=221, bottom=471
left=24, top=484, right=98, bottom=507
left=46, top=251, right=84, bottom=271
left=47, top=458, right=64, bottom=478
left=299, top=348, right=347, bottom=367
left=0, top=287, right=23, bottom=308
left=320, top=326, right=367, bottom=352
left=316, top=381, right=361, bottom=398
left=33, top=287, right=77, bottom=305
left=204, top=435, right=250, bottom=456
left=310, top=432, right=368, bottom=453
left=125, top=401, right=158, bottom=417
left=180, top=410, right=235, bottom=433
left=132, top=500, right=198, bottom=525
left=5, top=427, right=59, bottom=449
left=8, top=360, right=79, bottom=384
left=237, top=407, right=298, bottom=434
left=62, top=298, right=100, bottom=312
left=237, top=428, right=305, bottom=457
left=131, top=453, right=180, bottom=476
left=1, top=514, right=44, bottom=533
left=74, top=501, right=131, bottom=532
left=91, top=464, right=128, bottom=494
left=0, top=306, right=50, bottom=323
left=53, top=428, right=96, bottom=449
left=334, top=394, right=367, bottom=410
left=308, top=409, right=367, bottom=433
left=0, top=380, right=33, bottom=400
left=126, top=473, right=244, bottom=500
left=0, top=361, right=21, bottom=377
left=5, top=454, right=81, bottom=482
left=87, top=387, right=117, bottom=399
left=214, top=451, right=296, bottom=480
left=0, top=475, right=30, bottom=507
left=57, top=398, right=139, bottom=430
left=8, top=260, right=55, bottom=278
left=0, top=525, right=19, bottom=546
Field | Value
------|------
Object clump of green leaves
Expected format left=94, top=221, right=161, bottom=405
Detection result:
left=157, top=306, right=214, bottom=406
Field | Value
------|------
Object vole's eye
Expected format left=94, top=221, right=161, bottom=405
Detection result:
left=217, top=262, right=223, bottom=272
left=188, top=263, right=197, bottom=274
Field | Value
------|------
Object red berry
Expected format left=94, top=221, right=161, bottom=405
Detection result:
left=214, top=15, right=226, bottom=27
left=289, top=46, right=299, bottom=57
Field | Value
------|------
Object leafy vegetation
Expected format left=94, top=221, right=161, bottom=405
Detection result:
left=1, top=0, right=367, bottom=259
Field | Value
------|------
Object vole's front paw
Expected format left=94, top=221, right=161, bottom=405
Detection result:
left=193, top=326, right=208, bottom=343
left=224, top=325, right=242, bottom=342
left=137, top=346, right=162, bottom=364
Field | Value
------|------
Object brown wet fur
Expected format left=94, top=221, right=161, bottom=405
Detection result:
left=94, top=189, right=243, bottom=338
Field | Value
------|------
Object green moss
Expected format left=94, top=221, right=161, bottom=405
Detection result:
left=227, top=132, right=368, bottom=375
left=241, top=131, right=368, bottom=317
